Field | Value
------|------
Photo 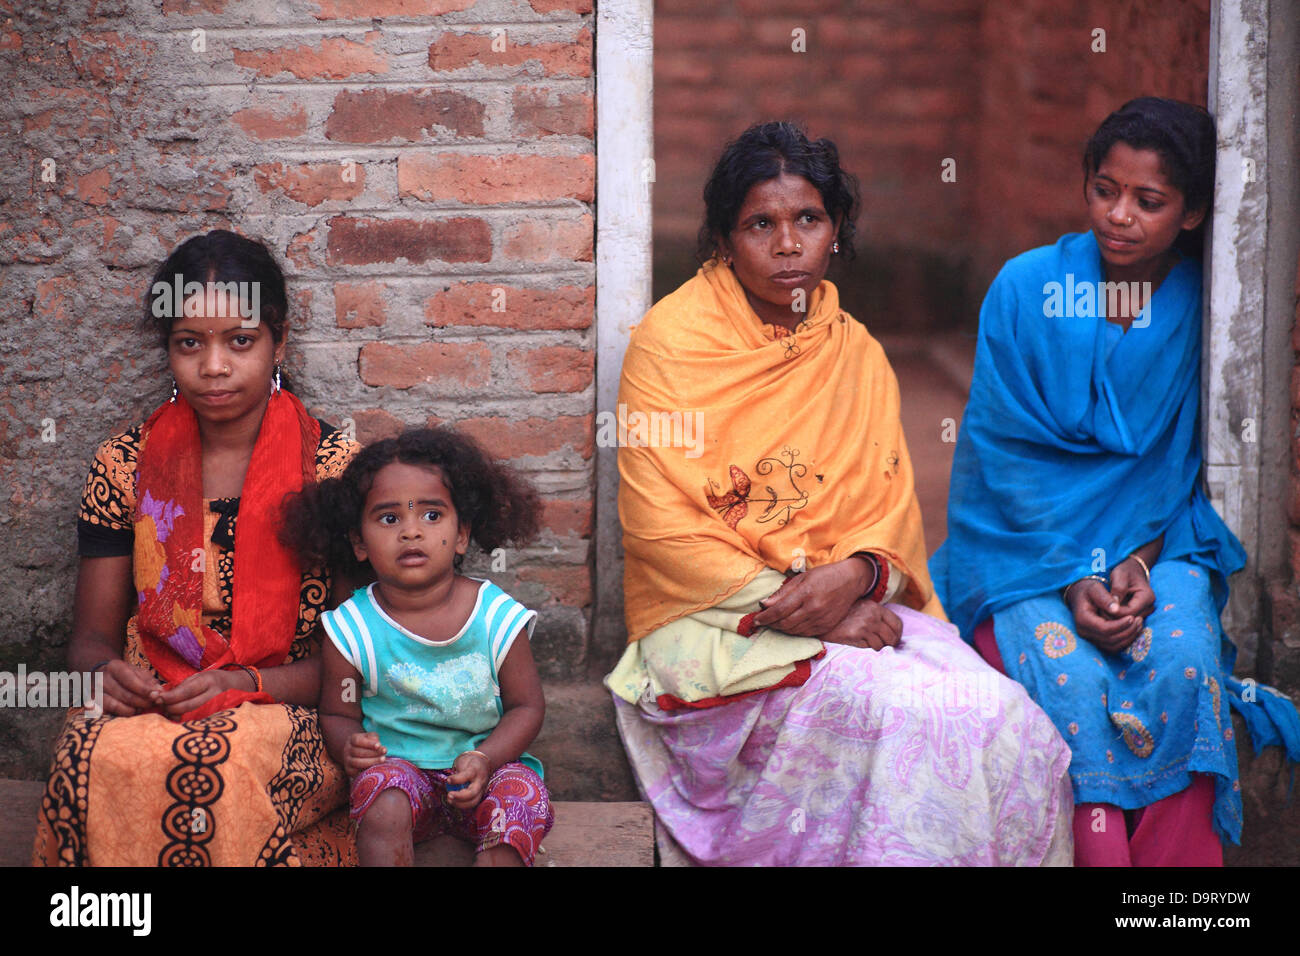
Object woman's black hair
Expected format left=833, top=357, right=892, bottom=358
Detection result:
left=142, top=229, right=290, bottom=347
left=696, top=120, right=861, bottom=264
left=280, top=427, right=541, bottom=582
left=1082, top=97, right=1217, bottom=258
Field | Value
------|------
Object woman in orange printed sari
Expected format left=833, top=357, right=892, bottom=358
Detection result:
left=34, top=231, right=356, bottom=866
left=607, top=122, right=1075, bottom=865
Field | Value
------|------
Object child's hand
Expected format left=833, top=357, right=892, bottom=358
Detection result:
left=445, top=751, right=491, bottom=810
left=344, top=732, right=387, bottom=777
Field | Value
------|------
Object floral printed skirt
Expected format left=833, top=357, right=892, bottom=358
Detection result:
left=614, top=604, right=1075, bottom=866
left=990, top=559, right=1243, bottom=842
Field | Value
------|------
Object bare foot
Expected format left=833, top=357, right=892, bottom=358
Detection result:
left=472, top=843, right=525, bottom=867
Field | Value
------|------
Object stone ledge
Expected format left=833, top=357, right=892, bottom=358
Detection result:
left=0, top=779, right=654, bottom=867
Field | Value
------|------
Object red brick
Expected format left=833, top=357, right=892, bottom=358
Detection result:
left=502, top=215, right=593, bottom=262
left=428, top=29, right=591, bottom=77
left=286, top=225, right=320, bottom=270
left=325, top=89, right=484, bottom=143
left=335, top=281, right=386, bottom=328
left=454, top=414, right=594, bottom=460
left=528, top=0, right=592, bottom=13
left=66, top=32, right=156, bottom=85
left=233, top=102, right=309, bottom=140
left=311, top=0, right=475, bottom=18
left=254, top=161, right=365, bottom=206
left=424, top=283, right=593, bottom=330
left=517, top=564, right=591, bottom=606
left=655, top=16, right=745, bottom=50
left=654, top=49, right=715, bottom=85
left=359, top=342, right=491, bottom=390
left=72, top=166, right=119, bottom=205
left=348, top=408, right=409, bottom=443
left=327, top=217, right=491, bottom=266
left=398, top=153, right=593, bottom=204
left=539, top=497, right=592, bottom=536
left=506, top=345, right=593, bottom=393
left=34, top=276, right=80, bottom=327
left=233, top=34, right=387, bottom=79
left=511, top=88, right=593, bottom=138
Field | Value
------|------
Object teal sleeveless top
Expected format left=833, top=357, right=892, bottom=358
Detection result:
left=321, top=579, right=542, bottom=776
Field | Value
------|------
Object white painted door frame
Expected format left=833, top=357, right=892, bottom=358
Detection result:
left=593, top=2, right=653, bottom=658
left=1205, top=0, right=1299, bottom=672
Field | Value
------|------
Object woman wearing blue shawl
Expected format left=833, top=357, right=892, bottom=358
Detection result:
left=931, top=97, right=1300, bottom=866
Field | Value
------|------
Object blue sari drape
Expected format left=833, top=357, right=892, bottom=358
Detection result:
left=930, top=231, right=1244, bottom=635
left=930, top=232, right=1298, bottom=842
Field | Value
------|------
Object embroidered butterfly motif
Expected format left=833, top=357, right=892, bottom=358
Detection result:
left=706, top=465, right=751, bottom=529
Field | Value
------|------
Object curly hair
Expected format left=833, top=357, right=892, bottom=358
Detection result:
left=1082, top=97, right=1216, bottom=258
left=695, top=120, right=861, bottom=264
left=280, top=427, right=541, bottom=583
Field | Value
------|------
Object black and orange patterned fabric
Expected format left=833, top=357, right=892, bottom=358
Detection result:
left=33, top=419, right=359, bottom=866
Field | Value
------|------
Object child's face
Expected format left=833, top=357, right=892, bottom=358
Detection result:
left=1085, top=142, right=1206, bottom=277
left=351, top=462, right=469, bottom=589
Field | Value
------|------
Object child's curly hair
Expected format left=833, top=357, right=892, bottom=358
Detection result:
left=280, top=427, right=540, bottom=582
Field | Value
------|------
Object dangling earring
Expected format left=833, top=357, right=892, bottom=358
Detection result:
left=271, top=364, right=282, bottom=396
left=832, top=242, right=840, bottom=254
left=170, top=379, right=178, bottom=403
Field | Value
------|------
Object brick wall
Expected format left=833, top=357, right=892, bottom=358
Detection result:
left=0, top=0, right=594, bottom=777
left=653, top=0, right=984, bottom=332
left=972, top=0, right=1211, bottom=296
left=652, top=0, right=1210, bottom=332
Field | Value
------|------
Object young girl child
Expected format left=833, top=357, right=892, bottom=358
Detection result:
left=932, top=97, right=1300, bottom=866
left=282, top=427, right=552, bottom=867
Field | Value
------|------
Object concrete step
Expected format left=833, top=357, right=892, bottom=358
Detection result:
left=0, top=778, right=654, bottom=867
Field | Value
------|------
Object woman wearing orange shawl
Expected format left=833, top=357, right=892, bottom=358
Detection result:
left=33, top=231, right=356, bottom=865
left=607, top=123, right=1074, bottom=865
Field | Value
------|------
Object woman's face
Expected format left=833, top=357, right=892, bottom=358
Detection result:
left=168, top=286, right=284, bottom=425
left=1085, top=142, right=1206, bottom=282
left=718, top=173, right=840, bottom=328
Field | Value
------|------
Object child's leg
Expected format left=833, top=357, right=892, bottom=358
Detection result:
left=1127, top=775, right=1223, bottom=867
left=350, top=758, right=437, bottom=867
left=462, top=762, right=555, bottom=867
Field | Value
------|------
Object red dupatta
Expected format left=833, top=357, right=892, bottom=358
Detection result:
left=132, top=389, right=321, bottom=721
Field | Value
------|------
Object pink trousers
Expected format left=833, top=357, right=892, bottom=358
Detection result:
left=973, top=619, right=1222, bottom=867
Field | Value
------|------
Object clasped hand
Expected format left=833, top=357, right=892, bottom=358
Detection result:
left=750, top=558, right=902, bottom=651
left=98, top=661, right=252, bottom=717
left=1066, top=558, right=1155, bottom=654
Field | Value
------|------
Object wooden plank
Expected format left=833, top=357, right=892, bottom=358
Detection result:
left=0, top=779, right=44, bottom=868
left=0, top=780, right=655, bottom=868
left=415, top=801, right=655, bottom=867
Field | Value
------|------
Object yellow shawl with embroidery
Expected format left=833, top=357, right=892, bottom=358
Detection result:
left=619, top=260, right=945, bottom=643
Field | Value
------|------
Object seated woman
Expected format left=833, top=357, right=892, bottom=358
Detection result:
left=930, top=97, right=1300, bottom=867
left=607, top=121, right=1074, bottom=866
left=33, top=230, right=358, bottom=866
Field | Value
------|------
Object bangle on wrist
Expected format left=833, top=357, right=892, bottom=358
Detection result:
left=853, top=552, right=880, bottom=600
left=225, top=664, right=261, bottom=693
left=461, top=749, right=492, bottom=771
left=1127, top=554, right=1151, bottom=582
left=1062, top=573, right=1108, bottom=605
left=90, top=659, right=114, bottom=673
